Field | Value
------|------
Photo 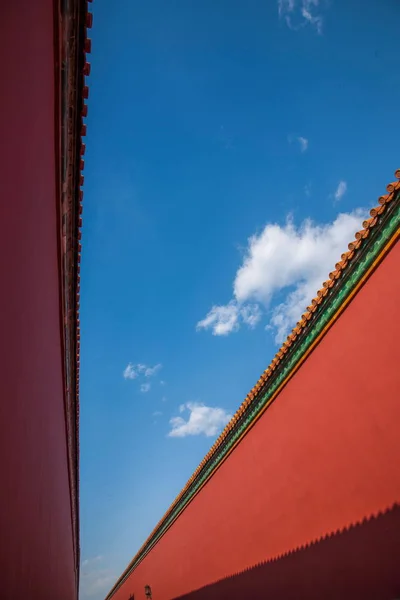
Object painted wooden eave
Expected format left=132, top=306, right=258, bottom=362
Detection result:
left=55, top=0, right=92, bottom=593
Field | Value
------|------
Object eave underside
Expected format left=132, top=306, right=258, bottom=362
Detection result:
left=56, top=0, right=91, bottom=591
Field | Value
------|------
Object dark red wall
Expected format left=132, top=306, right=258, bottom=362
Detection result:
left=114, top=240, right=400, bottom=600
left=174, top=504, right=400, bottom=600
left=0, top=2, right=76, bottom=599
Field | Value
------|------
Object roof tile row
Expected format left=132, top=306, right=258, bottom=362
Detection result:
left=76, top=1, right=93, bottom=429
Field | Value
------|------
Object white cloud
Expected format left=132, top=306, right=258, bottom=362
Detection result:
left=334, top=180, right=347, bottom=202
left=196, top=301, right=261, bottom=336
left=140, top=383, right=151, bottom=393
left=144, top=363, right=162, bottom=377
left=82, top=556, right=102, bottom=568
left=153, top=410, right=162, bottom=417
left=168, top=403, right=232, bottom=438
left=278, top=0, right=324, bottom=34
left=297, top=136, right=308, bottom=152
left=123, top=362, right=162, bottom=380
left=287, top=134, right=308, bottom=153
left=196, top=301, right=240, bottom=336
left=301, top=4, right=323, bottom=34
left=198, top=209, right=366, bottom=343
left=278, top=0, right=295, bottom=15
left=240, top=304, right=262, bottom=328
left=123, top=363, right=139, bottom=380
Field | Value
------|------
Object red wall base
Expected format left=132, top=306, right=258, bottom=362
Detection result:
left=174, top=504, right=400, bottom=600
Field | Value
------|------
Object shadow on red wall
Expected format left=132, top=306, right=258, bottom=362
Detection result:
left=173, top=504, right=400, bottom=600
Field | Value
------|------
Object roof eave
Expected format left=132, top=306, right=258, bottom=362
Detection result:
left=55, top=0, right=92, bottom=593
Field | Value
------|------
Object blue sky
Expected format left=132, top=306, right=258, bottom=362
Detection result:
left=79, top=0, right=400, bottom=597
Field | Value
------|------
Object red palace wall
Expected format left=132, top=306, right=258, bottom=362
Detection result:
left=114, top=240, right=400, bottom=600
left=0, top=2, right=76, bottom=599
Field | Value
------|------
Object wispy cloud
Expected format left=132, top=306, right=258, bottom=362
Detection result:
left=168, top=403, right=232, bottom=438
left=288, top=134, right=309, bottom=153
left=140, top=383, right=151, bottom=393
left=297, top=136, right=309, bottom=152
left=82, top=556, right=103, bottom=568
left=196, top=302, right=261, bottom=336
left=278, top=0, right=325, bottom=34
left=123, top=363, right=139, bottom=380
left=153, top=410, right=163, bottom=417
left=241, top=303, right=262, bottom=327
left=144, top=363, right=162, bottom=377
left=123, top=362, right=162, bottom=380
left=278, top=0, right=295, bottom=14
left=196, top=302, right=239, bottom=336
left=197, top=209, right=366, bottom=343
left=334, top=180, right=347, bottom=202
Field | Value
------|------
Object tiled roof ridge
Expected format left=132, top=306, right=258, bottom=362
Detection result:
left=58, top=0, right=93, bottom=589
left=76, top=0, right=93, bottom=577
left=76, top=0, right=93, bottom=437
left=106, top=169, right=400, bottom=598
